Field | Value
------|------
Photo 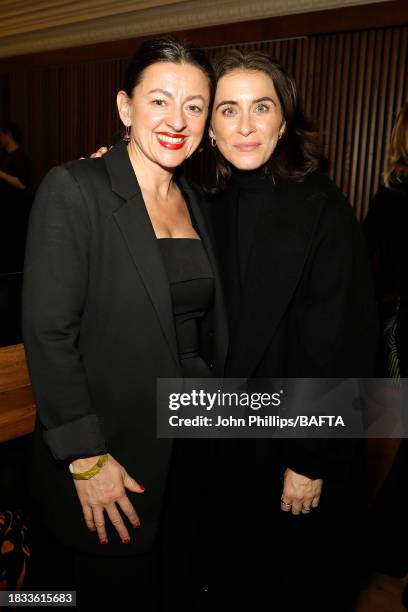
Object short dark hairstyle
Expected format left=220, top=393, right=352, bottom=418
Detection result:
left=123, top=36, right=215, bottom=101
left=1, top=120, right=23, bottom=145
left=211, top=50, right=323, bottom=192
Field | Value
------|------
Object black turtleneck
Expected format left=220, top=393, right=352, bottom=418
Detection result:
left=212, top=166, right=275, bottom=337
left=231, top=167, right=275, bottom=286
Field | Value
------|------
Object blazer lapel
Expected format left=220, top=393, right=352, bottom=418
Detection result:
left=104, top=142, right=179, bottom=368
left=179, top=177, right=229, bottom=374
left=229, top=178, right=328, bottom=375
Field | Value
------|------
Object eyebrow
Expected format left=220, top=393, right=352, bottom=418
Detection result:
left=148, top=88, right=172, bottom=97
left=185, top=94, right=207, bottom=103
left=215, top=96, right=276, bottom=110
left=147, top=89, right=206, bottom=103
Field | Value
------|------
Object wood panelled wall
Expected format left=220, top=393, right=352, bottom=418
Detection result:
left=3, top=22, right=408, bottom=220
left=6, top=58, right=128, bottom=194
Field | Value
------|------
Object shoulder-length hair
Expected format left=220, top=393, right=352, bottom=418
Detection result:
left=384, top=102, right=408, bottom=188
left=210, top=50, right=323, bottom=192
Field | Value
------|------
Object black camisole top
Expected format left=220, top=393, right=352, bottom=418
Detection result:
left=157, top=238, right=214, bottom=377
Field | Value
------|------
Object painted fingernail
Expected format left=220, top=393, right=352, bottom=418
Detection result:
left=122, top=538, right=130, bottom=544
left=139, top=485, right=146, bottom=492
left=134, top=523, right=141, bottom=529
left=101, top=540, right=108, bottom=545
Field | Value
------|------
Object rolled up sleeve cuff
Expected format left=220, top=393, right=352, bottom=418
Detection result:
left=43, top=414, right=107, bottom=461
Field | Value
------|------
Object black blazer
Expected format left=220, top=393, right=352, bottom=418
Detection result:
left=22, top=141, right=228, bottom=556
left=210, top=170, right=379, bottom=481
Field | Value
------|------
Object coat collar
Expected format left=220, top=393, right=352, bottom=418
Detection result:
left=213, top=172, right=329, bottom=376
left=103, top=140, right=228, bottom=374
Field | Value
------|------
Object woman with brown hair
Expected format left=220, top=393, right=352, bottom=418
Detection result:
left=206, top=49, right=378, bottom=611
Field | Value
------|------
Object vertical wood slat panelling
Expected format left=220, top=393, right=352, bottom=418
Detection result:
left=5, top=25, right=408, bottom=219
left=8, top=58, right=127, bottom=188
left=381, top=28, right=396, bottom=183
left=334, top=33, right=349, bottom=188
left=394, top=28, right=408, bottom=131
left=331, top=34, right=344, bottom=187
left=373, top=28, right=390, bottom=198
left=355, top=31, right=373, bottom=220
left=305, top=37, right=316, bottom=118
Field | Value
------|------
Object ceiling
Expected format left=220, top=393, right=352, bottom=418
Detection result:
left=0, top=0, right=391, bottom=58
left=0, top=0, right=187, bottom=38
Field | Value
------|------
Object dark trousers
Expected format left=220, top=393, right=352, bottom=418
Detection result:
left=205, top=439, right=364, bottom=611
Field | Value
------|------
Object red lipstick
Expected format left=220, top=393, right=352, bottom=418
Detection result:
left=155, top=132, right=187, bottom=150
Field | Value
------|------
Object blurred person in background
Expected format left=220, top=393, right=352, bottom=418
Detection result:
left=0, top=121, right=31, bottom=345
left=364, top=101, right=408, bottom=610
left=0, top=121, right=30, bottom=196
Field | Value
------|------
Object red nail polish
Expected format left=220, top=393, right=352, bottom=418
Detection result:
left=101, top=540, right=108, bottom=545
left=134, top=524, right=141, bottom=529
left=123, top=538, right=130, bottom=544
left=139, top=485, right=146, bottom=492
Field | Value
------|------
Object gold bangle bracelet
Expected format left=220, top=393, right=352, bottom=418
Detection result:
left=69, top=454, right=108, bottom=480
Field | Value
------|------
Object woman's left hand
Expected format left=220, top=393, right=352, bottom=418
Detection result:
left=280, top=468, right=323, bottom=515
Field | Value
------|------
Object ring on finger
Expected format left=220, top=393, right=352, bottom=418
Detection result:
left=280, top=497, right=292, bottom=508
left=301, top=505, right=312, bottom=514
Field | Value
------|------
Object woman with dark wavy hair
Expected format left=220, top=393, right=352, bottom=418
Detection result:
left=206, top=49, right=378, bottom=611
left=209, top=50, right=322, bottom=191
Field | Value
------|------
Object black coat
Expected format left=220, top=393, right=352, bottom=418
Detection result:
left=363, top=181, right=408, bottom=582
left=22, top=141, right=227, bottom=556
left=364, top=180, right=408, bottom=376
left=210, top=170, right=379, bottom=481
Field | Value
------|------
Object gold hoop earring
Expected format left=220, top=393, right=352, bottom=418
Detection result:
left=210, top=136, right=216, bottom=148
left=123, top=125, right=131, bottom=142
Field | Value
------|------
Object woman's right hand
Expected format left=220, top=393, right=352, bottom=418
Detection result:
left=71, top=454, right=145, bottom=545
